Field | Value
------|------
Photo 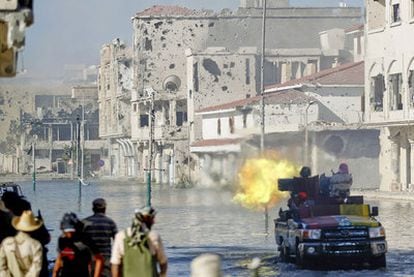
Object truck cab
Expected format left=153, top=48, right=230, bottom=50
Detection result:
left=274, top=175, right=387, bottom=269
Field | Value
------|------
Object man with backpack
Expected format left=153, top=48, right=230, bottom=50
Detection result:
left=110, top=207, right=167, bottom=277
left=52, top=212, right=96, bottom=277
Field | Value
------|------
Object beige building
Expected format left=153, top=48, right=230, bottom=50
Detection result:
left=98, top=39, right=134, bottom=177
left=364, top=0, right=414, bottom=191
left=129, top=1, right=361, bottom=184
left=193, top=61, right=380, bottom=188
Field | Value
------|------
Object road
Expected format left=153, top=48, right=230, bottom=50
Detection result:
left=17, top=180, right=414, bottom=276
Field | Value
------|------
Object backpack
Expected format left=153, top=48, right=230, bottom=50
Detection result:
left=123, top=231, right=158, bottom=277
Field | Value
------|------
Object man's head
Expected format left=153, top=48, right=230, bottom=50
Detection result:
left=12, top=210, right=43, bottom=233
left=300, top=166, right=311, bottom=178
left=338, top=163, right=349, bottom=174
left=60, top=212, right=81, bottom=238
left=1, top=191, right=31, bottom=216
left=134, top=206, right=156, bottom=229
left=92, top=198, right=106, bottom=214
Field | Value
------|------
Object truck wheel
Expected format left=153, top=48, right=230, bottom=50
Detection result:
left=370, top=254, right=386, bottom=269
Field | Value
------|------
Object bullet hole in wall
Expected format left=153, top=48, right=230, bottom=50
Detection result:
left=144, top=38, right=153, bottom=51
left=209, top=22, right=214, bottom=27
left=154, top=21, right=163, bottom=29
left=222, top=86, right=228, bottom=91
left=202, top=58, right=221, bottom=82
left=169, top=64, right=175, bottom=69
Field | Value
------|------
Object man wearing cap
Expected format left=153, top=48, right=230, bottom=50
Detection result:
left=111, top=206, right=167, bottom=277
left=82, top=198, right=117, bottom=277
left=53, top=212, right=93, bottom=277
left=0, top=210, right=43, bottom=276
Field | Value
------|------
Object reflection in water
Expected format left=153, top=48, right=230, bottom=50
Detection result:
left=17, top=181, right=414, bottom=276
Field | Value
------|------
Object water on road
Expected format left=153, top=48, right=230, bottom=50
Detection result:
left=15, top=180, right=414, bottom=276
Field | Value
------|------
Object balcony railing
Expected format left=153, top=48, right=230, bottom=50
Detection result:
left=133, top=125, right=188, bottom=141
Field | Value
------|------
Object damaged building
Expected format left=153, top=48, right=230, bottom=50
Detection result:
left=129, top=0, right=362, bottom=184
left=192, top=61, right=380, bottom=189
left=0, top=82, right=106, bottom=177
left=98, top=39, right=134, bottom=177
left=364, top=0, right=414, bottom=191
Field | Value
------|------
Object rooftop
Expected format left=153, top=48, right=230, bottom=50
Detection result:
left=136, top=5, right=198, bottom=17
left=265, top=61, right=364, bottom=93
left=196, top=89, right=313, bottom=114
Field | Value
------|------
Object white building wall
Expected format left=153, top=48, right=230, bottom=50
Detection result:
left=365, top=0, right=414, bottom=191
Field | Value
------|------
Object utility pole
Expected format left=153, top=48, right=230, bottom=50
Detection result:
left=32, top=137, right=36, bottom=192
left=77, top=116, right=82, bottom=205
left=260, top=0, right=268, bottom=234
left=147, top=91, right=155, bottom=207
left=81, top=97, right=85, bottom=182
left=187, top=121, right=193, bottom=185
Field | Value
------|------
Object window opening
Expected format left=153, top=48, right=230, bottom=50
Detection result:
left=392, top=3, right=401, bottom=23
left=409, top=70, right=414, bottom=107
left=389, top=73, right=403, bottom=111
left=140, top=114, right=149, bottom=127
left=229, top=117, right=235, bottom=134
left=370, top=74, right=384, bottom=112
left=217, top=118, right=221, bottom=136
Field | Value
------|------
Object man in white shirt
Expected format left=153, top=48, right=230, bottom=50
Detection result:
left=111, top=207, right=167, bottom=277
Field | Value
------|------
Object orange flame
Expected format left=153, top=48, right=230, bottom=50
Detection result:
left=233, top=155, right=299, bottom=211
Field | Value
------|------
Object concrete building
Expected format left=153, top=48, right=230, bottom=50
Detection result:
left=19, top=86, right=106, bottom=177
left=98, top=39, right=134, bottom=177
left=130, top=1, right=361, bottom=184
left=364, top=0, right=414, bottom=191
left=192, top=61, right=380, bottom=188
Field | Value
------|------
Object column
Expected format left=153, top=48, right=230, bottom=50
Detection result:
left=390, top=139, right=400, bottom=191
left=170, top=100, right=176, bottom=126
left=409, top=139, right=414, bottom=189
left=399, top=137, right=409, bottom=190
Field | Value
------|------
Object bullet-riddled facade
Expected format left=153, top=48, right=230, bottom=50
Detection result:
left=128, top=1, right=361, bottom=184
left=98, top=39, right=134, bottom=177
left=364, top=0, right=414, bottom=191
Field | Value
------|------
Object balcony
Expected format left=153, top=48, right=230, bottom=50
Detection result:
left=133, top=125, right=188, bottom=142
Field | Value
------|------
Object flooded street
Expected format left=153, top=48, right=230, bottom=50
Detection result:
left=17, top=180, right=414, bottom=276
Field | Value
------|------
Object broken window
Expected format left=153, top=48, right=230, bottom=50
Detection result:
left=217, top=118, right=221, bottom=136
left=140, top=114, right=149, bottom=127
left=370, top=74, right=384, bottom=112
left=392, top=3, right=401, bottom=23
left=242, top=113, right=247, bottom=128
left=245, top=58, right=250, bottom=85
left=176, top=111, right=187, bottom=126
left=193, top=62, right=199, bottom=92
left=409, top=70, right=414, bottom=107
left=389, top=73, right=403, bottom=111
left=229, top=117, right=235, bottom=134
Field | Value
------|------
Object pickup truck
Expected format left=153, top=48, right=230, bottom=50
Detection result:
left=274, top=175, right=387, bottom=269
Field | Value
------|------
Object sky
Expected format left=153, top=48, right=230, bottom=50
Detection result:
left=21, top=0, right=364, bottom=79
